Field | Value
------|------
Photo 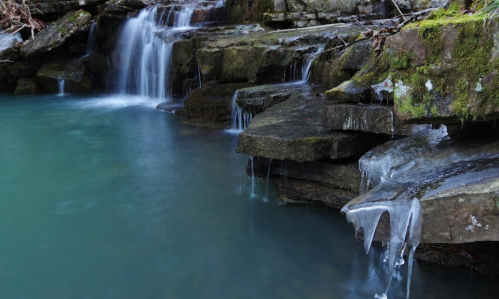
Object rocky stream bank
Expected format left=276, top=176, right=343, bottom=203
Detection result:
left=1, top=0, right=499, bottom=276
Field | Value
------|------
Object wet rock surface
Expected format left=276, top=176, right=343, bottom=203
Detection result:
left=321, top=103, right=414, bottom=135
left=176, top=83, right=248, bottom=121
left=344, top=124, right=499, bottom=244
left=21, top=10, right=92, bottom=58
left=236, top=93, right=384, bottom=162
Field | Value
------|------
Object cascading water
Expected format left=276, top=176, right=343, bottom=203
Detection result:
left=86, top=23, right=98, bottom=55
left=116, top=3, right=200, bottom=100
left=226, top=90, right=254, bottom=134
left=300, top=45, right=325, bottom=82
left=57, top=78, right=66, bottom=96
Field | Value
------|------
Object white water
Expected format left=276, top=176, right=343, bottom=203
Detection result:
left=0, top=32, right=23, bottom=52
left=116, top=5, right=196, bottom=100
left=302, top=45, right=325, bottom=82
left=215, top=0, right=225, bottom=8
left=225, top=90, right=254, bottom=134
left=57, top=79, right=66, bottom=96
left=86, top=23, right=98, bottom=55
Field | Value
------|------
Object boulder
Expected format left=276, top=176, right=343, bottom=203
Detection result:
left=383, top=14, right=499, bottom=123
left=21, top=10, right=92, bottom=58
left=14, top=78, right=41, bottom=94
left=235, top=82, right=311, bottom=113
left=81, top=53, right=109, bottom=74
left=36, top=60, right=92, bottom=93
left=7, top=60, right=43, bottom=78
left=177, top=83, right=248, bottom=121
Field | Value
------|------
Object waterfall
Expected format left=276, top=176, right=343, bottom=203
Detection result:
left=215, top=0, right=225, bottom=8
left=57, top=78, right=65, bottom=96
left=225, top=90, right=254, bottom=134
left=300, top=45, right=325, bottom=83
left=116, top=4, right=196, bottom=100
left=86, top=23, right=98, bottom=55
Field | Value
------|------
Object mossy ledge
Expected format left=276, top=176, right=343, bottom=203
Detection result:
left=384, top=4, right=499, bottom=123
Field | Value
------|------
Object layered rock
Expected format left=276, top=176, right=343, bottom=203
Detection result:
left=21, top=10, right=92, bottom=58
left=236, top=93, right=385, bottom=162
left=382, top=9, right=499, bottom=123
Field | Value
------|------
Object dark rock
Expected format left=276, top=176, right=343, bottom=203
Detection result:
left=124, top=0, right=149, bottom=9
left=325, top=79, right=371, bottom=103
left=28, top=0, right=107, bottom=15
left=21, top=10, right=92, bottom=58
left=36, top=59, right=92, bottom=93
left=321, top=103, right=415, bottom=135
left=236, top=93, right=383, bottom=162
left=14, top=78, right=41, bottom=94
left=275, top=178, right=356, bottom=209
left=235, top=83, right=310, bottom=113
left=81, top=53, right=109, bottom=73
left=177, top=83, right=248, bottom=121
left=251, top=157, right=362, bottom=194
left=7, top=60, right=43, bottom=78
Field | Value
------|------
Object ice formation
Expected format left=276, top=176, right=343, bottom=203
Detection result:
left=372, top=76, right=393, bottom=101
left=359, top=125, right=448, bottom=194
left=341, top=198, right=423, bottom=299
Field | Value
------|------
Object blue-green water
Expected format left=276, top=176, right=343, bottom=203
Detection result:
left=0, top=94, right=496, bottom=299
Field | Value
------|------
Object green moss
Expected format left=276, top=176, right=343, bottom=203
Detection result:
left=418, top=23, right=443, bottom=63
left=451, top=19, right=495, bottom=120
left=388, top=52, right=411, bottom=69
left=301, top=137, right=324, bottom=144
left=396, top=4, right=499, bottom=121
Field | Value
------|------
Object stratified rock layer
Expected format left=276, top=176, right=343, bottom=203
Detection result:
left=21, top=10, right=92, bottom=58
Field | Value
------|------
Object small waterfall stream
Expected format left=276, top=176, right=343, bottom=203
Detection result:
left=86, top=23, right=98, bottom=55
left=57, top=78, right=66, bottom=96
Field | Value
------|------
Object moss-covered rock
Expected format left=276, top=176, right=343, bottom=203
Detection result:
left=14, top=78, right=41, bottom=94
left=36, top=59, right=92, bottom=93
left=7, top=60, right=43, bottom=78
left=177, top=83, right=249, bottom=121
left=385, top=6, right=499, bottom=123
left=21, top=10, right=92, bottom=58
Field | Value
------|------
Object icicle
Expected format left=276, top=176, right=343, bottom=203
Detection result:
left=372, top=76, right=393, bottom=101
left=197, top=65, right=202, bottom=88
left=250, top=156, right=255, bottom=198
left=342, top=198, right=423, bottom=299
left=264, top=159, right=272, bottom=202
left=406, top=244, right=418, bottom=299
